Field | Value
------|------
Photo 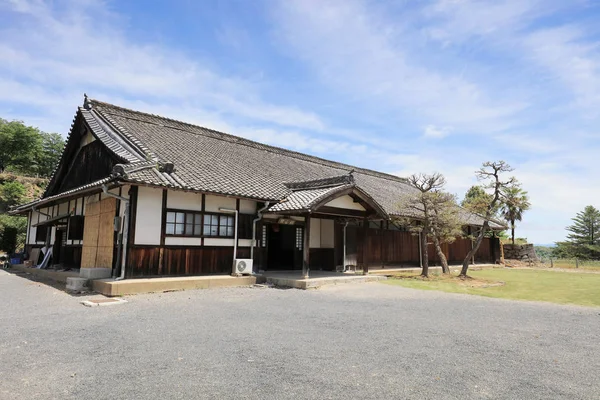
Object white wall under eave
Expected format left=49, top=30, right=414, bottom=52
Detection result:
left=239, top=199, right=257, bottom=214
left=205, top=194, right=236, bottom=213
left=308, top=218, right=334, bottom=249
left=135, top=186, right=163, bottom=245
left=325, top=195, right=366, bottom=211
left=58, top=202, right=69, bottom=215
left=27, top=211, right=37, bottom=245
left=320, top=219, right=334, bottom=248
left=310, top=218, right=321, bottom=248
left=167, top=190, right=203, bottom=211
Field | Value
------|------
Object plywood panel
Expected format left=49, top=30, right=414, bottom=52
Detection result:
left=100, top=197, right=116, bottom=213
left=95, top=247, right=113, bottom=268
left=83, top=215, right=99, bottom=249
left=81, top=245, right=97, bottom=268
left=85, top=199, right=100, bottom=217
left=81, top=197, right=115, bottom=269
left=97, top=211, right=114, bottom=248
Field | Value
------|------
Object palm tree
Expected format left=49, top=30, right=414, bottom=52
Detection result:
left=500, top=186, right=531, bottom=244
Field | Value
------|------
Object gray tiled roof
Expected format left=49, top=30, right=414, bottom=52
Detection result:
left=269, top=184, right=354, bottom=213
left=14, top=97, right=506, bottom=229
left=89, top=99, right=422, bottom=212
left=10, top=177, right=113, bottom=213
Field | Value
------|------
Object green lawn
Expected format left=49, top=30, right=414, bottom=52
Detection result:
left=383, top=269, right=600, bottom=307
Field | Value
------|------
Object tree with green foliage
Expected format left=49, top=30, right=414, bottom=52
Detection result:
left=428, top=190, right=463, bottom=274
left=403, top=173, right=462, bottom=277
left=500, top=186, right=531, bottom=245
left=0, top=180, right=26, bottom=212
left=460, top=161, right=516, bottom=278
left=462, top=185, right=499, bottom=216
left=0, top=118, right=64, bottom=177
left=37, top=132, right=65, bottom=178
left=0, top=214, right=27, bottom=254
left=555, top=206, right=600, bottom=260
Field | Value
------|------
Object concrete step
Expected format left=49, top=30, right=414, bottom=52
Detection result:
left=92, top=275, right=257, bottom=296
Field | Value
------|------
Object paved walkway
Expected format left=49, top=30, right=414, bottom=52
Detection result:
left=1, top=269, right=599, bottom=399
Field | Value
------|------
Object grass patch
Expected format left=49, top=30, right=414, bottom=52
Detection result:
left=546, top=259, right=600, bottom=271
left=383, top=269, right=600, bottom=307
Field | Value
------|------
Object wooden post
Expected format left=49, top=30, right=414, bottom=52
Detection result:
left=363, top=217, right=369, bottom=275
left=302, top=215, right=311, bottom=279
left=380, top=220, right=384, bottom=269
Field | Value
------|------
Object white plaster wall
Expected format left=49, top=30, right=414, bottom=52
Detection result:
left=27, top=211, right=39, bottom=244
left=28, top=207, right=52, bottom=244
left=239, top=239, right=254, bottom=247
left=325, top=195, right=365, bottom=210
left=320, top=219, right=335, bottom=248
left=203, top=238, right=255, bottom=247
left=134, top=186, right=163, bottom=245
left=204, top=238, right=234, bottom=246
left=165, top=237, right=202, bottom=246
left=239, top=199, right=257, bottom=214
left=58, top=202, right=69, bottom=215
left=24, top=196, right=94, bottom=246
left=205, top=194, right=236, bottom=212
left=80, top=130, right=96, bottom=148
left=72, top=198, right=82, bottom=215
left=310, top=218, right=321, bottom=248
left=118, top=185, right=130, bottom=219
left=167, top=190, right=203, bottom=211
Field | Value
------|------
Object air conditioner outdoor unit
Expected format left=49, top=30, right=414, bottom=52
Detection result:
left=233, top=259, right=253, bottom=275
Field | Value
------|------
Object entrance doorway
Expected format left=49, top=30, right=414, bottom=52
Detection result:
left=266, top=224, right=301, bottom=270
left=53, top=227, right=66, bottom=266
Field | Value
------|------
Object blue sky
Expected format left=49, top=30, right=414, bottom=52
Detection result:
left=1, top=0, right=599, bottom=244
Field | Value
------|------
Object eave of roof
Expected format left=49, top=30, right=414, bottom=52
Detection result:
left=14, top=96, right=509, bottom=230
left=9, top=177, right=117, bottom=215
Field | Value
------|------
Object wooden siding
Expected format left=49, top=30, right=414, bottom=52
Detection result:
left=55, top=140, right=121, bottom=194
left=126, top=246, right=251, bottom=277
left=309, top=248, right=335, bottom=270
left=61, top=245, right=83, bottom=268
left=123, top=220, right=498, bottom=277
left=356, top=225, right=496, bottom=267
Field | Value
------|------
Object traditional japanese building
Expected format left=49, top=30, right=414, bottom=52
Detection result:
left=11, top=96, right=503, bottom=281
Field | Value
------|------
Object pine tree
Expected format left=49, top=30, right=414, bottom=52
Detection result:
left=562, top=205, right=600, bottom=259
left=567, top=206, right=600, bottom=245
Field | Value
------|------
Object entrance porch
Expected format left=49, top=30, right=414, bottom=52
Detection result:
left=258, top=270, right=386, bottom=289
left=258, top=174, right=390, bottom=278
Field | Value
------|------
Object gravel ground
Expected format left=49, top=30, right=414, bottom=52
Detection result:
left=1, top=269, right=599, bottom=400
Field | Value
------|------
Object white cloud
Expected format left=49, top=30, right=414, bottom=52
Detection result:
left=271, top=0, right=529, bottom=134
left=423, top=125, right=452, bottom=138
left=524, top=26, right=600, bottom=115
left=0, top=0, right=326, bottom=134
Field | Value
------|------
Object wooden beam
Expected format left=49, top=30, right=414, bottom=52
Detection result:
left=363, top=217, right=369, bottom=274
left=313, top=206, right=368, bottom=218
left=303, top=215, right=311, bottom=278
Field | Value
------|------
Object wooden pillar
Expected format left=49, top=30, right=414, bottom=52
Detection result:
left=302, top=215, right=311, bottom=279
left=363, top=217, right=369, bottom=274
